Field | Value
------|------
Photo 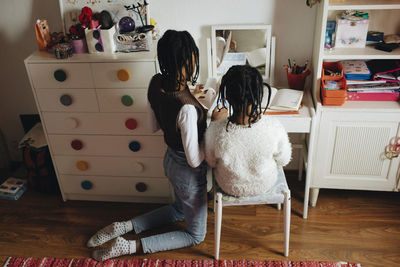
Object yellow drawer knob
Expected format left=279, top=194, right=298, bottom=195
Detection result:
left=76, top=161, right=89, bottom=171
left=117, top=69, right=130, bottom=81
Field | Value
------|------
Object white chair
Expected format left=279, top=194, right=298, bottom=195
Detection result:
left=213, top=166, right=291, bottom=259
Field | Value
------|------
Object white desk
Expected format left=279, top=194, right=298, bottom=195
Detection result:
left=269, top=90, right=316, bottom=219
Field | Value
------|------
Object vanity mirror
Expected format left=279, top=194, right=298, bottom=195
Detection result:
left=209, top=24, right=275, bottom=85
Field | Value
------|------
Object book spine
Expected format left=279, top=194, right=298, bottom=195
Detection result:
left=346, top=92, right=400, bottom=101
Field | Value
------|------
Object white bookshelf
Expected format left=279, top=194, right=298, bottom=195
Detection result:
left=304, top=0, right=400, bottom=217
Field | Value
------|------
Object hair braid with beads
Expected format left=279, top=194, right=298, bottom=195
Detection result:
left=217, top=65, right=271, bottom=131
left=157, top=30, right=199, bottom=91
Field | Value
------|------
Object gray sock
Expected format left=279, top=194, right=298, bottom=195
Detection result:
left=87, top=221, right=133, bottom=247
left=92, top=237, right=136, bottom=261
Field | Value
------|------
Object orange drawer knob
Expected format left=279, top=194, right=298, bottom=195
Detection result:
left=125, top=118, right=137, bottom=130
left=71, top=139, right=83, bottom=150
left=76, top=161, right=89, bottom=171
left=117, top=69, right=130, bottom=81
left=54, top=69, right=67, bottom=82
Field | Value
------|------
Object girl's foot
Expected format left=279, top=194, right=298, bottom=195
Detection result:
left=92, top=237, right=136, bottom=262
left=87, top=221, right=133, bottom=247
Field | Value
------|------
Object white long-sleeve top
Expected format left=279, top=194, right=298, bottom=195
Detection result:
left=205, top=116, right=291, bottom=197
left=147, top=103, right=204, bottom=168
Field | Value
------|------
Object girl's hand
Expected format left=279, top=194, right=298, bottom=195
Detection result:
left=211, top=106, right=228, bottom=121
left=191, top=84, right=204, bottom=99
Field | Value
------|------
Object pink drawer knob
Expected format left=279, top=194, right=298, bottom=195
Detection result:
left=71, top=139, right=83, bottom=150
left=132, top=162, right=144, bottom=172
left=65, top=117, right=79, bottom=129
left=125, top=118, right=137, bottom=130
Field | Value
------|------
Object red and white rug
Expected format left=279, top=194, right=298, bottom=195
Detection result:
left=3, top=257, right=361, bottom=267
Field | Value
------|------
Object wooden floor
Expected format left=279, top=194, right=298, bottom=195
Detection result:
left=0, top=171, right=399, bottom=267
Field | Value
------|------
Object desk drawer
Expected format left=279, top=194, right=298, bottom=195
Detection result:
left=36, top=89, right=99, bottom=112
left=91, top=62, right=155, bottom=88
left=54, top=155, right=165, bottom=177
left=61, top=175, right=171, bottom=197
left=97, top=89, right=147, bottom=112
left=43, top=112, right=160, bottom=135
left=28, top=63, right=93, bottom=88
left=48, top=134, right=166, bottom=157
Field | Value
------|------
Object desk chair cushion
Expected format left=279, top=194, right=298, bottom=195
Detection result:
left=215, top=166, right=289, bottom=206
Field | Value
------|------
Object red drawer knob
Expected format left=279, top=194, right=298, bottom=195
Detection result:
left=71, top=139, right=83, bottom=150
left=125, top=118, right=137, bottom=130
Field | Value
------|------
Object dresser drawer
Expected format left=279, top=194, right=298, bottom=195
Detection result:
left=28, top=63, right=93, bottom=88
left=91, top=62, right=155, bottom=88
left=36, top=89, right=99, bottom=112
left=54, top=155, right=165, bottom=177
left=42, top=112, right=161, bottom=135
left=61, top=175, right=171, bottom=198
left=97, top=89, right=147, bottom=112
left=48, top=134, right=166, bottom=157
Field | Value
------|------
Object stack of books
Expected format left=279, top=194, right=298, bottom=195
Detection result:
left=346, top=80, right=400, bottom=101
left=342, top=60, right=400, bottom=101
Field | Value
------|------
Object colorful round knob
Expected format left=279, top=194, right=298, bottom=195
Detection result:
left=81, top=180, right=92, bottom=190
left=54, top=69, right=67, bottom=82
left=129, top=141, right=141, bottom=152
left=60, top=94, right=72, bottom=106
left=76, top=161, right=88, bottom=171
left=121, top=95, right=133, bottom=106
left=65, top=117, right=79, bottom=129
left=135, top=182, right=147, bottom=192
left=132, top=162, right=144, bottom=172
left=125, top=118, right=137, bottom=130
left=117, top=69, right=130, bottom=81
left=71, top=139, right=83, bottom=150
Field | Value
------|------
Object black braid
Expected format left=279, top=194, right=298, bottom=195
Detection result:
left=157, top=30, right=199, bottom=91
left=217, top=65, right=271, bottom=131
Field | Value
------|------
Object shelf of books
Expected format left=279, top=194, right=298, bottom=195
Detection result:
left=323, top=46, right=400, bottom=60
left=328, top=0, right=400, bottom=11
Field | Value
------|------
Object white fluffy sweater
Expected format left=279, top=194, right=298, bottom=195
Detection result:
left=205, top=116, right=292, bottom=197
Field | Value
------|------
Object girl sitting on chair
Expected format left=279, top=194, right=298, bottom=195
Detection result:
left=205, top=65, right=292, bottom=197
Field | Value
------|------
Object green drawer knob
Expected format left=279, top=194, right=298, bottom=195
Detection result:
left=121, top=95, right=133, bottom=106
left=54, top=69, right=67, bottom=82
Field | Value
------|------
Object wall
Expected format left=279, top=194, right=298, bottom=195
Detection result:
left=0, top=0, right=316, bottom=165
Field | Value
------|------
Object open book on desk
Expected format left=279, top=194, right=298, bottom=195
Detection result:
left=190, top=77, right=219, bottom=110
left=261, top=87, right=304, bottom=113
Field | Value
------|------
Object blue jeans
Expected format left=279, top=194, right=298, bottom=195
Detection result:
left=131, top=147, right=208, bottom=253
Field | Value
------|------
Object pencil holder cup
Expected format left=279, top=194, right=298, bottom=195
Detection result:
left=71, top=39, right=88, bottom=54
left=287, top=69, right=310, bottom=91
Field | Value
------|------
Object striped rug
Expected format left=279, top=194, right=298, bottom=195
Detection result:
left=3, top=258, right=361, bottom=267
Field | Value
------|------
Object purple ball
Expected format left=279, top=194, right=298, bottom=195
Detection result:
left=119, top=16, right=135, bottom=33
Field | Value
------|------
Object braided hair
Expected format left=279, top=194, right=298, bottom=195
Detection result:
left=157, top=30, right=200, bottom=91
left=217, top=65, right=271, bottom=130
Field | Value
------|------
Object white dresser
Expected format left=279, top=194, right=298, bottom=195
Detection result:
left=24, top=48, right=174, bottom=203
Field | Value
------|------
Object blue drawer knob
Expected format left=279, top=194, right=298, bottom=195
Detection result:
left=60, top=94, right=72, bottom=106
left=81, top=180, right=92, bottom=190
left=54, top=69, right=67, bottom=82
left=129, top=141, right=141, bottom=152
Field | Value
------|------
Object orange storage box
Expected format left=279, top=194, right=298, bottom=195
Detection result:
left=321, top=77, right=347, bottom=98
left=322, top=61, right=344, bottom=81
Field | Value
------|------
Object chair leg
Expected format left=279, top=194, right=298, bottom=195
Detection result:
left=215, top=192, right=223, bottom=260
left=283, top=190, right=291, bottom=257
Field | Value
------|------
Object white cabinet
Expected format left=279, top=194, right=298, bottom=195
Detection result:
left=308, top=0, right=400, bottom=208
left=24, top=48, right=174, bottom=203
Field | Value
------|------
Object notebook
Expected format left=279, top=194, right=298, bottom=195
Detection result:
left=262, top=87, right=304, bottom=111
